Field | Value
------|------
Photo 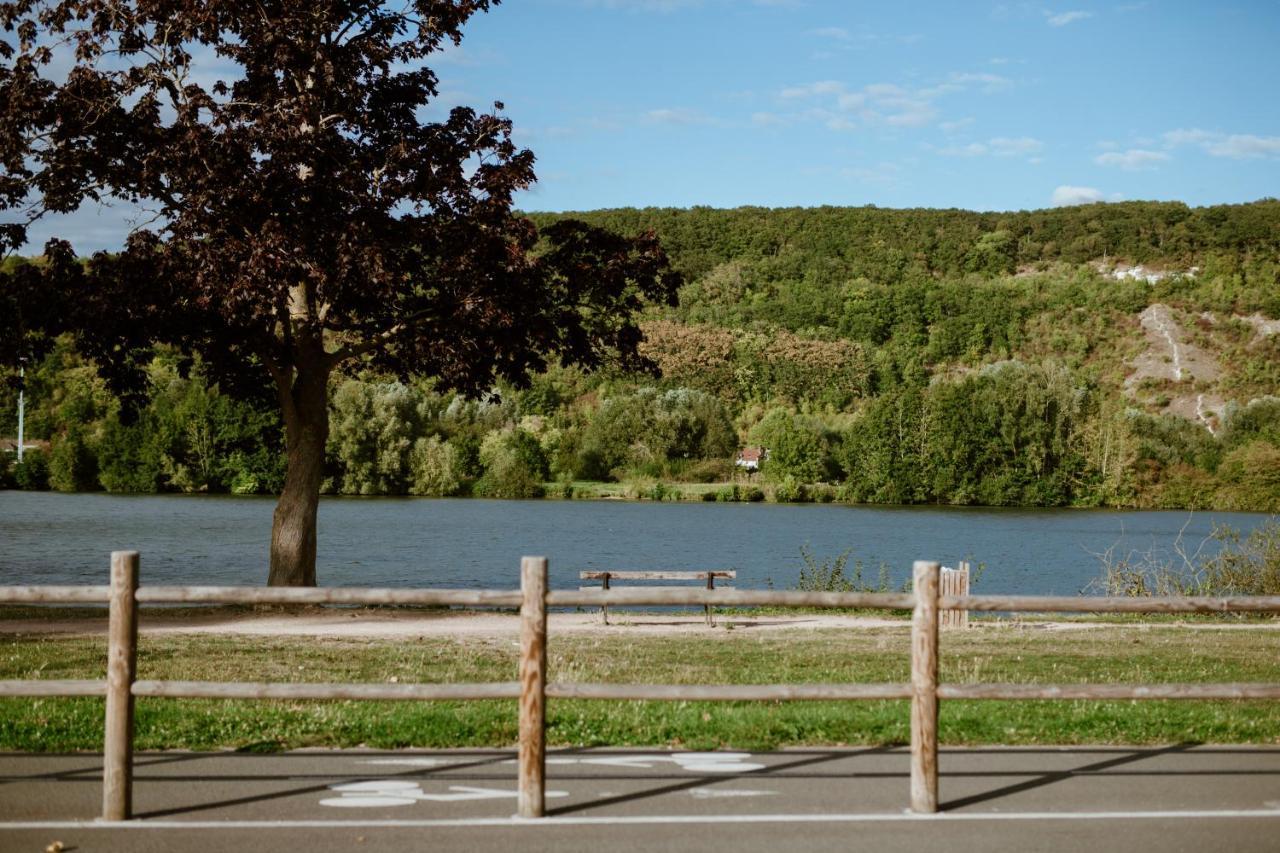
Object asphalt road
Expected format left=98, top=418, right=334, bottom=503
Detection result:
left=2, top=745, right=1279, bottom=852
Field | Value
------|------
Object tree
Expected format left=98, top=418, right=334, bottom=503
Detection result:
left=1, top=1, right=679, bottom=585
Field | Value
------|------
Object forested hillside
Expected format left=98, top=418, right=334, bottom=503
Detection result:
left=5, top=200, right=1280, bottom=510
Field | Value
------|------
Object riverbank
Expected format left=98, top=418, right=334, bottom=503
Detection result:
left=4, top=606, right=1280, bottom=638
left=3, top=617, right=1278, bottom=751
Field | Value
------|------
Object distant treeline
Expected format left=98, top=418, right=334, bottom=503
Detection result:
left=3, top=201, right=1279, bottom=510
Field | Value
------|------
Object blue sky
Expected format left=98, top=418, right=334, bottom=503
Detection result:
left=452, top=0, right=1280, bottom=213
left=20, top=0, right=1280, bottom=252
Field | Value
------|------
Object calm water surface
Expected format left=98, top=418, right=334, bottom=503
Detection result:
left=0, top=492, right=1272, bottom=595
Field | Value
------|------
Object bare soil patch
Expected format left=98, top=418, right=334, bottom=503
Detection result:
left=4, top=608, right=1275, bottom=638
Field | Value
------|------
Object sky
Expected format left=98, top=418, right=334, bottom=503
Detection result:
left=18, top=0, right=1280, bottom=252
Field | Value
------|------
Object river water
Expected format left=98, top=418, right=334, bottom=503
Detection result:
left=0, top=492, right=1272, bottom=595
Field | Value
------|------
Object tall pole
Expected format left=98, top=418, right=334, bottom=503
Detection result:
left=910, top=559, right=941, bottom=813
left=15, top=364, right=24, bottom=463
left=518, top=556, right=548, bottom=819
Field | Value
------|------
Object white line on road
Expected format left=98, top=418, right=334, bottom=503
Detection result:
left=4, top=808, right=1280, bottom=830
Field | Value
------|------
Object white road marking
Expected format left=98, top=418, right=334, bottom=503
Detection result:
left=524, top=752, right=765, bottom=773
left=321, top=781, right=569, bottom=808
left=361, top=758, right=464, bottom=768
left=5, top=809, right=1280, bottom=830
left=688, top=787, right=776, bottom=799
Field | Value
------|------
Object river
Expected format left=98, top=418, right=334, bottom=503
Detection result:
left=0, top=492, right=1272, bottom=595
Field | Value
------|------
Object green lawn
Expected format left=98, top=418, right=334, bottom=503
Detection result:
left=3, top=623, right=1278, bottom=751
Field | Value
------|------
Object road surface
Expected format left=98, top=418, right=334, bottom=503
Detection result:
left=2, top=745, right=1278, bottom=851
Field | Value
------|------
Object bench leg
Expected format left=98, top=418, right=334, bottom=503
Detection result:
left=601, top=575, right=610, bottom=625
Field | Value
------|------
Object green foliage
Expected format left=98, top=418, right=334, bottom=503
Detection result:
left=793, top=546, right=893, bottom=593
left=750, top=409, right=829, bottom=483
left=473, top=428, right=548, bottom=499
left=48, top=427, right=98, bottom=492
left=579, top=386, right=735, bottom=481
left=7, top=201, right=1280, bottom=510
left=12, top=449, right=49, bottom=490
left=1091, top=519, right=1280, bottom=597
left=408, top=436, right=464, bottom=497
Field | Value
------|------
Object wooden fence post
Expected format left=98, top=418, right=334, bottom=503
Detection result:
left=941, top=563, right=970, bottom=629
left=910, top=559, right=940, bottom=814
left=103, top=550, right=139, bottom=821
left=518, top=556, right=548, bottom=819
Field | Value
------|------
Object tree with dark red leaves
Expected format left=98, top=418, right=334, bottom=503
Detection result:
left=0, top=1, right=679, bottom=585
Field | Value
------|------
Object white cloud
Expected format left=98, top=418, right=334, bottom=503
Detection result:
left=579, top=0, right=703, bottom=11
left=1051, top=185, right=1105, bottom=206
left=938, top=136, right=1042, bottom=158
left=1046, top=10, right=1094, bottom=26
left=781, top=80, right=846, bottom=99
left=939, top=142, right=989, bottom=157
left=880, top=99, right=937, bottom=127
left=1094, top=149, right=1170, bottom=169
left=949, top=72, right=1013, bottom=93
left=1163, top=127, right=1216, bottom=147
left=751, top=111, right=786, bottom=127
left=774, top=69, right=1015, bottom=134
left=940, top=117, right=975, bottom=133
left=863, top=82, right=907, bottom=98
left=1206, top=134, right=1280, bottom=159
left=643, top=107, right=711, bottom=125
left=836, top=92, right=866, bottom=110
left=988, top=136, right=1043, bottom=156
left=1163, top=128, right=1280, bottom=159
left=840, top=162, right=902, bottom=185
left=808, top=26, right=850, bottom=40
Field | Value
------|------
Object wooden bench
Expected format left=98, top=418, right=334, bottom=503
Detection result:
left=579, top=570, right=736, bottom=626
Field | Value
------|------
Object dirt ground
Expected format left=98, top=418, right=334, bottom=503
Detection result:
left=2, top=608, right=1275, bottom=638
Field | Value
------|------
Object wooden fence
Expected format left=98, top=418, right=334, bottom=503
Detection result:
left=3, top=551, right=1280, bottom=820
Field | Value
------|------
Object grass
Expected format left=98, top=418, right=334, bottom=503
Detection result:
left=3, top=623, right=1279, bottom=752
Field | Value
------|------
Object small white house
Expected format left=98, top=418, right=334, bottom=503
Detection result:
left=734, top=446, right=768, bottom=472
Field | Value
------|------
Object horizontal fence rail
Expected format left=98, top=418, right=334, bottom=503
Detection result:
left=945, top=594, right=1280, bottom=613
left=0, top=679, right=108, bottom=697
left=136, top=586, right=524, bottom=607
left=545, top=682, right=915, bottom=701
left=2, top=551, right=1278, bottom=821
left=547, top=589, right=917, bottom=608
left=0, top=585, right=111, bottom=603
left=130, top=680, right=522, bottom=701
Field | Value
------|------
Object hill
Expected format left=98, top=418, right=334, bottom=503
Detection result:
left=4, top=201, right=1280, bottom=510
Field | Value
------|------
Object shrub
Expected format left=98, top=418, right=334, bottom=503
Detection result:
left=772, top=476, right=809, bottom=503
left=680, top=458, right=734, bottom=483
left=793, top=546, right=893, bottom=593
left=1089, top=519, right=1280, bottom=598
left=48, top=428, right=99, bottom=492
left=13, top=450, right=50, bottom=490
left=408, top=436, right=464, bottom=497
left=473, top=428, right=547, bottom=499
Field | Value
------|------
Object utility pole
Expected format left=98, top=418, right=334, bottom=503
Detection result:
left=16, top=361, right=24, bottom=463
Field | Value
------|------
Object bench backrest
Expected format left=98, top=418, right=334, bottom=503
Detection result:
left=580, top=570, right=735, bottom=581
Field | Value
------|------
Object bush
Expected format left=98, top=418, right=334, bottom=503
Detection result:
left=408, top=436, right=464, bottom=497
left=1089, top=519, right=1280, bottom=598
left=793, top=546, right=893, bottom=593
left=13, top=450, right=50, bottom=490
left=48, top=428, right=99, bottom=492
left=680, top=458, right=734, bottom=483
left=473, top=428, right=547, bottom=499
left=772, top=475, right=809, bottom=503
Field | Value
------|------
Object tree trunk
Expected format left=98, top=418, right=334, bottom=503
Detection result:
left=268, top=357, right=330, bottom=587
